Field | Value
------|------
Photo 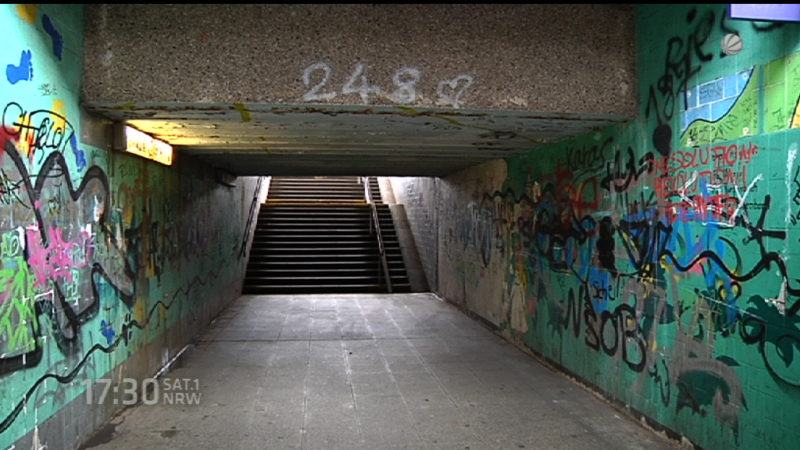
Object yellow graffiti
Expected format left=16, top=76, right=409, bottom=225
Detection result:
left=51, top=99, right=67, bottom=132
left=15, top=4, right=37, bottom=25
left=515, top=258, right=529, bottom=292
left=134, top=298, right=146, bottom=324
left=792, top=97, right=800, bottom=128
left=233, top=103, right=251, bottom=123
left=14, top=113, right=34, bottom=157
left=158, top=302, right=167, bottom=323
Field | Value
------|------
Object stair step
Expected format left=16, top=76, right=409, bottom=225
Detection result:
left=251, top=242, right=378, bottom=253
left=250, top=243, right=399, bottom=249
left=248, top=252, right=402, bottom=258
left=257, top=216, right=389, bottom=221
left=245, top=275, right=409, bottom=282
left=261, top=205, right=369, bottom=209
left=256, top=220, right=392, bottom=225
left=269, top=189, right=364, bottom=193
left=260, top=209, right=370, bottom=214
left=253, top=230, right=395, bottom=235
left=242, top=285, right=411, bottom=295
left=244, top=276, right=388, bottom=284
left=246, top=267, right=406, bottom=274
left=257, top=220, right=384, bottom=224
left=243, top=176, right=409, bottom=294
left=248, top=251, right=400, bottom=257
left=256, top=224, right=393, bottom=229
left=269, top=195, right=365, bottom=199
left=246, top=262, right=406, bottom=270
left=251, top=237, right=391, bottom=243
left=256, top=223, right=394, bottom=230
left=252, top=232, right=397, bottom=239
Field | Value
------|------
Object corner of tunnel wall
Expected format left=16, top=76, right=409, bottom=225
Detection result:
left=387, top=176, right=441, bottom=293
left=236, top=175, right=269, bottom=294
left=0, top=5, right=259, bottom=448
left=399, top=5, right=800, bottom=449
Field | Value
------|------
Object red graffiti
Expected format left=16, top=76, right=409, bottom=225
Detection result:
left=656, top=166, right=749, bottom=198
left=663, top=193, right=741, bottom=224
left=655, top=142, right=758, bottom=201
left=657, top=142, right=758, bottom=174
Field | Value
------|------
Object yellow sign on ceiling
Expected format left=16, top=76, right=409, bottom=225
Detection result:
left=124, top=125, right=173, bottom=166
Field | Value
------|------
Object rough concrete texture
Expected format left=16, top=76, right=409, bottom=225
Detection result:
left=81, top=4, right=637, bottom=115
left=77, top=294, right=680, bottom=450
left=388, top=204, right=430, bottom=292
left=388, top=177, right=440, bottom=291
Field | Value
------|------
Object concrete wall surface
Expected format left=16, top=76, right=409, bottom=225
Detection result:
left=0, top=5, right=260, bottom=449
left=81, top=3, right=637, bottom=115
left=389, top=177, right=441, bottom=292
left=397, top=4, right=800, bottom=449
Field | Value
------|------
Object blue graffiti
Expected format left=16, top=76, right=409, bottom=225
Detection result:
left=100, top=320, right=116, bottom=346
left=42, top=14, right=63, bottom=61
left=70, top=134, right=87, bottom=171
left=6, top=50, right=33, bottom=85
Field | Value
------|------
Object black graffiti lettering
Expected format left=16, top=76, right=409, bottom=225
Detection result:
left=0, top=168, right=27, bottom=206
left=740, top=296, right=800, bottom=387
left=646, top=6, right=745, bottom=156
left=599, top=310, right=618, bottom=356
left=619, top=305, right=647, bottom=372
left=597, top=216, right=616, bottom=275
left=585, top=301, right=600, bottom=351
left=564, top=287, right=584, bottom=339
left=564, top=137, right=614, bottom=173
left=690, top=9, right=715, bottom=64
left=563, top=285, right=648, bottom=373
left=649, top=358, right=671, bottom=406
left=2, top=102, right=76, bottom=156
left=601, top=147, right=655, bottom=192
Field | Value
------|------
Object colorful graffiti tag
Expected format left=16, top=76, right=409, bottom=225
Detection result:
left=0, top=5, right=254, bottom=448
left=434, top=5, right=800, bottom=449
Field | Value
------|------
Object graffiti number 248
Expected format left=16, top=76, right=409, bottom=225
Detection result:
left=302, top=62, right=474, bottom=108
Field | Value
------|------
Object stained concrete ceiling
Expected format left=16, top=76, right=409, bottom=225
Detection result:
left=86, top=102, right=628, bottom=177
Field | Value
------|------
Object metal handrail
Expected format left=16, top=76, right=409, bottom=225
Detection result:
left=362, top=177, right=392, bottom=293
left=239, top=176, right=266, bottom=259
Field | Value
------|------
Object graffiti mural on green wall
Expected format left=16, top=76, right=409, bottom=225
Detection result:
left=680, top=68, right=758, bottom=147
left=0, top=5, right=251, bottom=447
left=765, top=51, right=800, bottom=132
left=680, top=49, right=800, bottom=147
left=436, top=4, right=800, bottom=450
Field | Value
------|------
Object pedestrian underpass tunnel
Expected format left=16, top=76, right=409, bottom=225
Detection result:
left=2, top=4, right=800, bottom=450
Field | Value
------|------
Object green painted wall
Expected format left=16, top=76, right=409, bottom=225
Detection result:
left=0, top=5, right=258, bottom=448
left=432, top=5, right=800, bottom=449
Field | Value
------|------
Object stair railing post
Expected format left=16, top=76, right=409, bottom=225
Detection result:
left=363, top=176, right=392, bottom=293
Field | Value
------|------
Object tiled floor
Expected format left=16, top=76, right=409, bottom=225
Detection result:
left=80, top=293, right=680, bottom=450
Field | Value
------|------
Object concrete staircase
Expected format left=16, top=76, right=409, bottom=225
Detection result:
left=243, top=176, right=411, bottom=294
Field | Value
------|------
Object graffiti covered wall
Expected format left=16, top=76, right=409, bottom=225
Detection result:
left=0, top=5, right=259, bottom=448
left=403, top=5, right=800, bottom=449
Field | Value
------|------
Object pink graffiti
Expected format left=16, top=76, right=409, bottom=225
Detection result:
left=26, top=227, right=92, bottom=287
